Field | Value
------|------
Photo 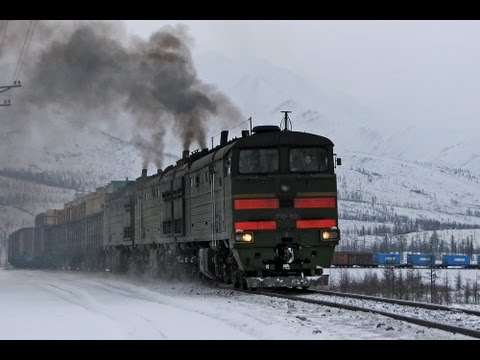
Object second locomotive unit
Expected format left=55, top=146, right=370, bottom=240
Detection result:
left=8, top=113, right=342, bottom=289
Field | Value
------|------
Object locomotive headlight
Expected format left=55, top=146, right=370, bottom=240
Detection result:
left=234, top=231, right=254, bottom=243
left=242, top=233, right=253, bottom=242
left=321, top=228, right=340, bottom=241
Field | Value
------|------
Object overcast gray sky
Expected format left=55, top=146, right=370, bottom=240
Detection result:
left=124, top=20, right=480, bottom=131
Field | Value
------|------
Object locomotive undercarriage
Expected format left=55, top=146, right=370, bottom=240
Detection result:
left=196, top=243, right=328, bottom=289
left=230, top=242, right=330, bottom=289
left=131, top=240, right=333, bottom=289
left=23, top=240, right=328, bottom=290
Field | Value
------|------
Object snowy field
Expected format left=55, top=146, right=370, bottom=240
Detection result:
left=0, top=268, right=473, bottom=340
left=326, top=267, right=480, bottom=311
left=328, top=267, right=480, bottom=293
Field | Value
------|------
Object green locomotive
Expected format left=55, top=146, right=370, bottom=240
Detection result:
left=196, top=116, right=341, bottom=288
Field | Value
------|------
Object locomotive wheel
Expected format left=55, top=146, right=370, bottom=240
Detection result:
left=232, top=269, right=241, bottom=288
left=231, top=261, right=243, bottom=289
left=245, top=281, right=256, bottom=291
left=233, top=270, right=249, bottom=289
left=233, top=278, right=242, bottom=289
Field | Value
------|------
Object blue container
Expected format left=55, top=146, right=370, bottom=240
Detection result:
left=442, top=255, right=471, bottom=266
left=374, top=253, right=401, bottom=266
left=407, top=254, right=435, bottom=267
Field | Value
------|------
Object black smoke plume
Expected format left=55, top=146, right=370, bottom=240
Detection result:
left=0, top=20, right=242, bottom=168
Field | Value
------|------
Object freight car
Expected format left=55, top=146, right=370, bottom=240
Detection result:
left=332, top=251, right=374, bottom=267
left=406, top=254, right=435, bottom=267
left=8, top=227, right=35, bottom=268
left=331, top=251, right=479, bottom=268
left=331, top=252, right=401, bottom=267
left=8, top=113, right=342, bottom=289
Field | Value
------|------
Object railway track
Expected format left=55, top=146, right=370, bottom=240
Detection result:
left=238, top=288, right=480, bottom=339
left=310, top=289, right=480, bottom=316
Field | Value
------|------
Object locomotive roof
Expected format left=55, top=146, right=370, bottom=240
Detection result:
left=188, top=143, right=236, bottom=172
left=188, top=130, right=333, bottom=172
left=232, top=129, right=334, bottom=148
left=154, top=129, right=334, bottom=176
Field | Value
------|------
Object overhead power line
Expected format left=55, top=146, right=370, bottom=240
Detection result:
left=1, top=20, right=37, bottom=107
left=12, top=20, right=36, bottom=82
left=0, top=81, right=21, bottom=94
left=15, top=20, right=37, bottom=81
left=0, top=81, right=21, bottom=107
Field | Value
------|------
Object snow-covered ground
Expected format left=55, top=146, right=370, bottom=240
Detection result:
left=0, top=269, right=473, bottom=340
left=328, top=267, right=480, bottom=284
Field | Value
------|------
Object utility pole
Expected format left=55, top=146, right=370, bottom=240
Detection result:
left=0, top=81, right=21, bottom=106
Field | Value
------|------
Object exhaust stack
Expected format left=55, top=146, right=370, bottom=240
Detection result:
left=220, top=130, right=228, bottom=146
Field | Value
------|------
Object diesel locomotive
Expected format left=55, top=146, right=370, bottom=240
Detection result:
left=8, top=113, right=342, bottom=289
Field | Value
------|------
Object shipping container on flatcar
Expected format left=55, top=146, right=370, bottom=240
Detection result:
left=373, top=253, right=401, bottom=266
left=406, top=254, right=435, bottom=267
left=441, top=254, right=471, bottom=267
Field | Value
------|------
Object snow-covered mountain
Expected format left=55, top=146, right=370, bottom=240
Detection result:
left=337, top=152, right=480, bottom=239
left=339, top=151, right=480, bottom=217
left=0, top=125, right=143, bottom=186
left=195, top=51, right=480, bottom=177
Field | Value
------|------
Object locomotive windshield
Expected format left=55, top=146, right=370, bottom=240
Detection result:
left=238, top=148, right=279, bottom=174
left=289, top=147, right=328, bottom=173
